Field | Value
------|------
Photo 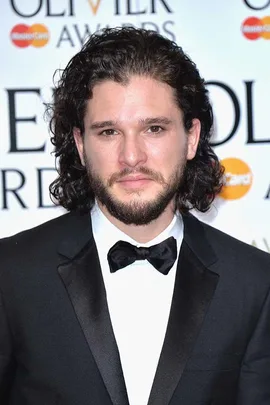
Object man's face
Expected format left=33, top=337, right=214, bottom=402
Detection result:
left=74, top=76, right=200, bottom=225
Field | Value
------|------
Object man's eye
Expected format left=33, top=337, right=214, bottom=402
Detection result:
left=100, top=129, right=117, bottom=136
left=148, top=126, right=163, bottom=133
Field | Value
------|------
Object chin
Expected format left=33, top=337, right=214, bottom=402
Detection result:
left=114, top=194, right=158, bottom=206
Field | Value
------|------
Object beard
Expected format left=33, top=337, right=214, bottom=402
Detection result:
left=84, top=152, right=187, bottom=226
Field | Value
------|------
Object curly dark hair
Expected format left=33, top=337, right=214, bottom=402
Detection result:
left=48, top=26, right=223, bottom=214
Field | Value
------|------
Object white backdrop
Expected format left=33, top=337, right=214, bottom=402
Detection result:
left=1, top=0, right=270, bottom=253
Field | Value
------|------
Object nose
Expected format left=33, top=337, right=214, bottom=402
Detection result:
left=118, top=134, right=147, bottom=168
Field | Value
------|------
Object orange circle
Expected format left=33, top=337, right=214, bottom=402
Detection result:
left=10, top=24, right=31, bottom=48
left=219, top=158, right=253, bottom=200
left=261, top=16, right=270, bottom=39
left=29, top=24, right=49, bottom=47
left=242, top=17, right=263, bottom=40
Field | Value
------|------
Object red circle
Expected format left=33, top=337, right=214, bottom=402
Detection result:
left=10, top=24, right=32, bottom=48
left=241, top=17, right=263, bottom=40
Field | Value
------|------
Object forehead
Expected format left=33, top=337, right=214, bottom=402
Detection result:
left=85, top=76, right=180, bottom=122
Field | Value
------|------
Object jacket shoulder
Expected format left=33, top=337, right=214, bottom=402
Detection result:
left=183, top=213, right=270, bottom=281
left=0, top=212, right=89, bottom=267
left=199, top=217, right=270, bottom=279
left=202, top=219, right=269, bottom=259
left=1, top=213, right=70, bottom=247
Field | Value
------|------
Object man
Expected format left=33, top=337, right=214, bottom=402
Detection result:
left=0, top=27, right=270, bottom=405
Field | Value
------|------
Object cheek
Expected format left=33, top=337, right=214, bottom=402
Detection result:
left=85, top=140, right=117, bottom=174
left=148, top=140, right=184, bottom=168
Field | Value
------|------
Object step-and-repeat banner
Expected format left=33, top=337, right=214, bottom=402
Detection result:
left=1, top=0, right=269, bottom=253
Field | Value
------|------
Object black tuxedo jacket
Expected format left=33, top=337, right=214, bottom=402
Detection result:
left=0, top=212, right=270, bottom=405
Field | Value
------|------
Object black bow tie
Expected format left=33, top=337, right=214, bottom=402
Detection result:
left=107, top=236, right=177, bottom=275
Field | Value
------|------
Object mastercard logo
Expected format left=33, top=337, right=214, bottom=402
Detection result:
left=219, top=158, right=253, bottom=200
left=242, top=16, right=270, bottom=40
left=10, top=24, right=50, bottom=48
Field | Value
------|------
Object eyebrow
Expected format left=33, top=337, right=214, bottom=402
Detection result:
left=90, top=120, right=116, bottom=130
left=139, top=117, right=173, bottom=125
left=89, top=116, right=173, bottom=130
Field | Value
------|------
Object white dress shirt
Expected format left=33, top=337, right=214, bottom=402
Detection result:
left=91, top=204, right=183, bottom=405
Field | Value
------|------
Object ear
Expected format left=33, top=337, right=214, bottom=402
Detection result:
left=73, top=127, right=85, bottom=166
left=187, top=118, right=201, bottom=160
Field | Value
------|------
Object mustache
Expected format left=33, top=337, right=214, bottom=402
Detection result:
left=108, top=167, right=167, bottom=187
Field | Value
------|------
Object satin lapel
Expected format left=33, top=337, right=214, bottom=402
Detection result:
left=57, top=215, right=129, bottom=405
left=148, top=214, right=219, bottom=405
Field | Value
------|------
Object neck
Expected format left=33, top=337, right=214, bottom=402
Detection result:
left=97, top=201, right=175, bottom=244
